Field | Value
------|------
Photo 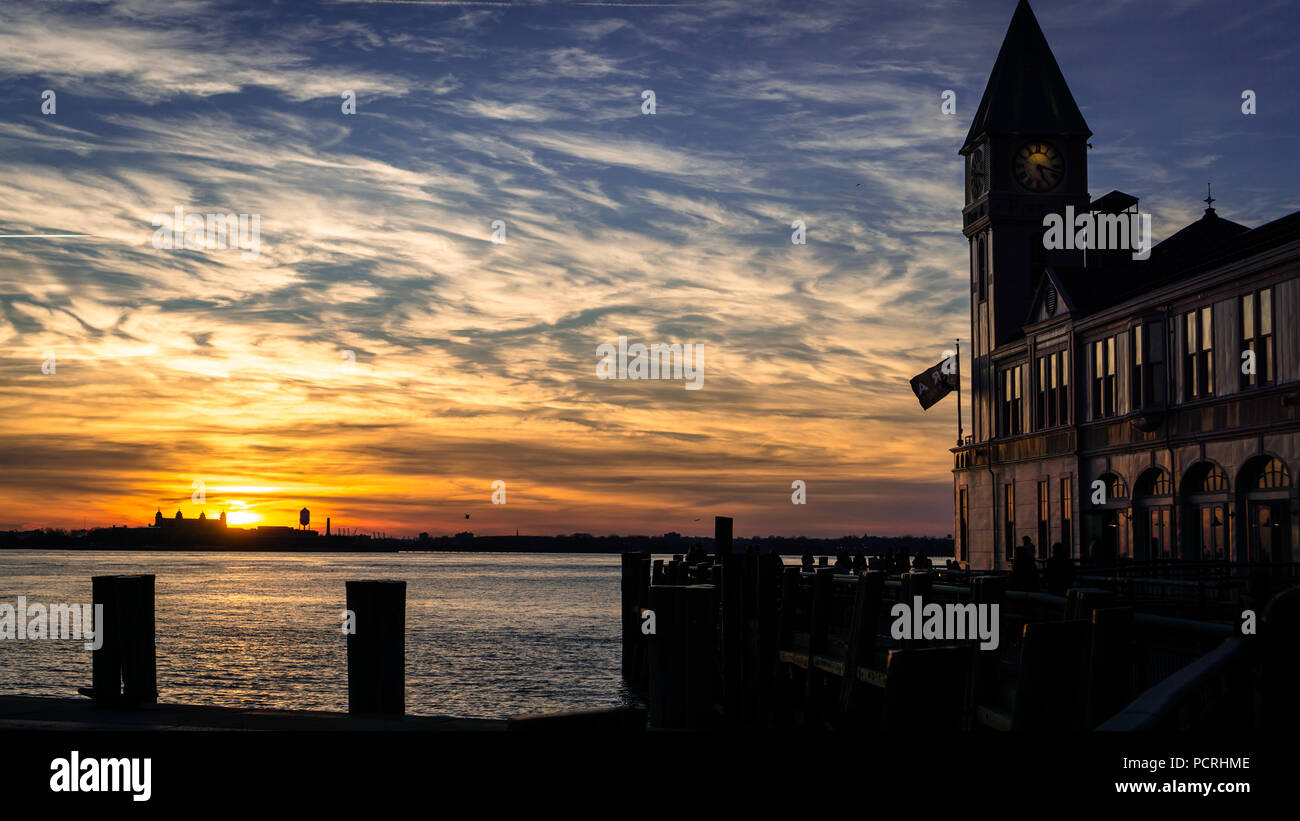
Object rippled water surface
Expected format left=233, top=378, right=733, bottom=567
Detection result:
left=0, top=550, right=628, bottom=719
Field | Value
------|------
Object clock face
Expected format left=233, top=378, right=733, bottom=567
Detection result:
left=967, top=146, right=988, bottom=200
left=1014, top=141, right=1063, bottom=192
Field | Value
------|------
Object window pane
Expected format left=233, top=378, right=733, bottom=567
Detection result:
left=1186, top=313, right=1196, bottom=354
left=1202, top=306, right=1212, bottom=349
left=1242, top=293, right=1254, bottom=339
left=1261, top=289, right=1272, bottom=335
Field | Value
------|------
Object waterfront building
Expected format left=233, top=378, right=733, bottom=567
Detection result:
left=952, top=1, right=1300, bottom=570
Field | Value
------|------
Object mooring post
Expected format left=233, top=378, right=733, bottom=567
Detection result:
left=647, top=584, right=716, bottom=729
left=88, top=574, right=157, bottom=707
left=714, top=516, right=733, bottom=557
left=90, top=575, right=121, bottom=706
left=121, top=575, right=157, bottom=705
left=720, top=550, right=745, bottom=723
left=346, top=580, right=406, bottom=716
left=621, top=551, right=652, bottom=692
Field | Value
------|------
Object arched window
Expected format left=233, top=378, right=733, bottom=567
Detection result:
left=1240, top=456, right=1292, bottom=564
left=1185, top=462, right=1229, bottom=493
left=1183, top=462, right=1229, bottom=560
left=1247, top=457, right=1291, bottom=490
left=1090, top=472, right=1130, bottom=561
left=1134, top=468, right=1172, bottom=498
left=1134, top=468, right=1173, bottom=561
left=1099, top=472, right=1128, bottom=501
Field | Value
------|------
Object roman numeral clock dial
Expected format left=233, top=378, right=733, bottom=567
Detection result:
left=1014, top=141, right=1063, bottom=192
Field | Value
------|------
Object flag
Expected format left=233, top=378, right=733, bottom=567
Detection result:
left=909, top=355, right=958, bottom=410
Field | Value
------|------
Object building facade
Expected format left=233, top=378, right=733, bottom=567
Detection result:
left=952, top=1, right=1300, bottom=570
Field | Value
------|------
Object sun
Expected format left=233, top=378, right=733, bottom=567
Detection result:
left=224, top=511, right=263, bottom=526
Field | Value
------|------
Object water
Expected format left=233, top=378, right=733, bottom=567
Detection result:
left=0, top=550, right=629, bottom=719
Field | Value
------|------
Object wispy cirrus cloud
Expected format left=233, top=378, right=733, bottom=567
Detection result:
left=1, top=0, right=1297, bottom=536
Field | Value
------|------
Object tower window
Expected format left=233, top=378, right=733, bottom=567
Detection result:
left=976, top=236, right=987, bottom=303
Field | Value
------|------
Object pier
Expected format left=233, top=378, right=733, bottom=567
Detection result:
left=622, top=516, right=1300, bottom=731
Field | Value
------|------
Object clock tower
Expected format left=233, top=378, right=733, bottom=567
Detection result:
left=960, top=0, right=1091, bottom=442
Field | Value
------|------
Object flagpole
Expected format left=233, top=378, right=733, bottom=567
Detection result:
left=956, top=338, right=963, bottom=446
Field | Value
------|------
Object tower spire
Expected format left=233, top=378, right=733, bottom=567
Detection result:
left=1204, top=182, right=1216, bottom=214
left=962, top=0, right=1091, bottom=154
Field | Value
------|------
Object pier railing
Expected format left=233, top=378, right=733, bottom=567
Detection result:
left=623, top=517, right=1300, bottom=731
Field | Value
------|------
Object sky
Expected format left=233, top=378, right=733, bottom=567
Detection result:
left=1, top=0, right=1298, bottom=537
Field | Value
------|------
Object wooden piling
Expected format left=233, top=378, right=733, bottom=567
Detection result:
left=720, top=552, right=744, bottom=723
left=88, top=574, right=157, bottom=707
left=647, top=585, right=716, bottom=729
left=804, top=567, right=836, bottom=728
left=621, top=552, right=652, bottom=692
left=839, top=571, right=884, bottom=719
left=345, top=580, right=406, bottom=716
left=880, top=646, right=973, bottom=731
left=1011, top=619, right=1090, bottom=730
left=714, top=516, right=733, bottom=556
left=754, top=553, right=784, bottom=726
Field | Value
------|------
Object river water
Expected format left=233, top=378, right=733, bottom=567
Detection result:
left=0, top=550, right=630, bottom=719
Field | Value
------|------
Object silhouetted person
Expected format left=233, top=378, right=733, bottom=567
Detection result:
left=833, top=548, right=852, bottom=573
left=895, top=549, right=910, bottom=573
left=882, top=547, right=895, bottom=572
left=1011, top=536, right=1039, bottom=591
left=1045, top=541, right=1073, bottom=595
left=913, top=551, right=932, bottom=570
left=801, top=549, right=814, bottom=570
left=852, top=551, right=867, bottom=574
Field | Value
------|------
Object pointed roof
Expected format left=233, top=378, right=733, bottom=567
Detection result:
left=962, top=0, right=1091, bottom=153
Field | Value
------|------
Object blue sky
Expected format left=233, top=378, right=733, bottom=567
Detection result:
left=1, top=0, right=1297, bottom=537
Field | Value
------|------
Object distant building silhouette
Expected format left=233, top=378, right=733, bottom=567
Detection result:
left=152, top=509, right=226, bottom=531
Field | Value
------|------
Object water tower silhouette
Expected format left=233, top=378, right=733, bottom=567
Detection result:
left=299, top=507, right=310, bottom=531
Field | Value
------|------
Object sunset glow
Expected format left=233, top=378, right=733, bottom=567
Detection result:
left=1, top=1, right=1296, bottom=538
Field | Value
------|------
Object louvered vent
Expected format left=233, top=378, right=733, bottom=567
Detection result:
left=1045, top=286, right=1058, bottom=315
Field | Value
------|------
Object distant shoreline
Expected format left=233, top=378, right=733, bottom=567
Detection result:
left=0, top=532, right=955, bottom=558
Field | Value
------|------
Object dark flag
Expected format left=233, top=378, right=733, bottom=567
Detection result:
left=909, top=355, right=958, bottom=410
